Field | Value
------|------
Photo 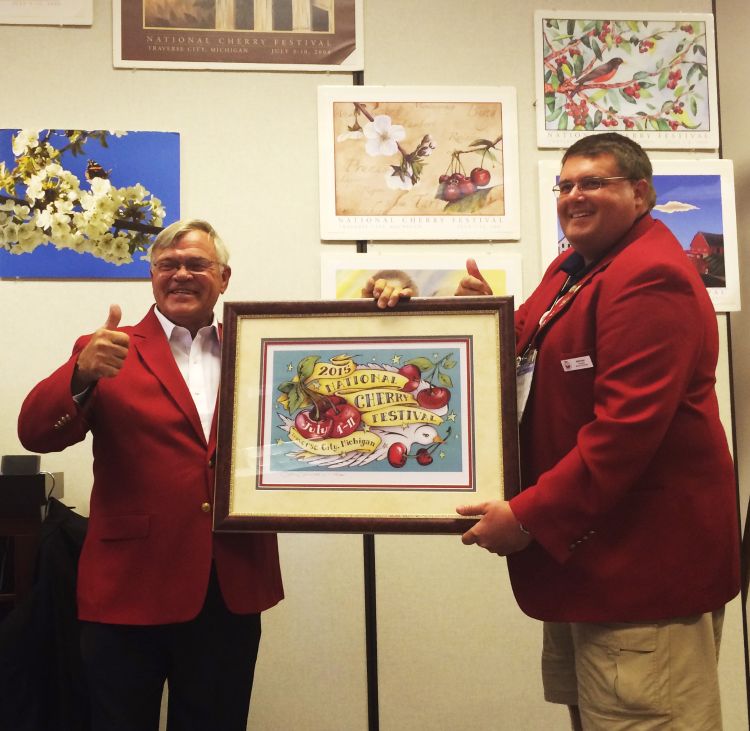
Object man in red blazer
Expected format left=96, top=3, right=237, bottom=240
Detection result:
left=454, top=134, right=739, bottom=728
left=18, top=219, right=283, bottom=731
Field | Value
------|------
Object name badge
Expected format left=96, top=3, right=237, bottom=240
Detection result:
left=516, top=348, right=537, bottom=424
left=561, top=355, right=593, bottom=372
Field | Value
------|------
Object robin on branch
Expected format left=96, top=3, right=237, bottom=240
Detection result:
left=572, top=57, right=624, bottom=94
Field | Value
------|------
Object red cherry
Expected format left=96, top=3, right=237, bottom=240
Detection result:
left=458, top=179, right=476, bottom=197
left=324, top=402, right=361, bottom=438
left=417, top=387, right=451, bottom=410
left=416, top=448, right=433, bottom=466
left=398, top=364, right=421, bottom=381
left=387, top=442, right=408, bottom=468
left=295, top=409, right=333, bottom=440
left=470, top=167, right=491, bottom=186
left=442, top=183, right=461, bottom=202
left=438, top=174, right=449, bottom=183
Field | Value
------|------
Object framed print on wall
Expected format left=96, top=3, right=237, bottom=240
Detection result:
left=317, top=86, right=520, bottom=241
left=535, top=11, right=719, bottom=149
left=114, top=0, right=363, bottom=71
left=320, top=251, right=524, bottom=304
left=538, top=159, right=740, bottom=312
left=0, top=0, right=92, bottom=25
left=0, top=129, right=179, bottom=280
left=214, top=297, right=519, bottom=534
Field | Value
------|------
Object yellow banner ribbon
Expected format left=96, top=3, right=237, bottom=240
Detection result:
left=289, top=427, right=382, bottom=456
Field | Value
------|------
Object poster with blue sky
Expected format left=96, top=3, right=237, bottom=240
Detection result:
left=538, top=159, right=739, bottom=311
left=0, top=129, right=179, bottom=279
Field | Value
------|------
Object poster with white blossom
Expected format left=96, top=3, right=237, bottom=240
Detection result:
left=0, top=129, right=179, bottom=279
left=535, top=11, right=718, bottom=149
left=317, top=86, right=520, bottom=241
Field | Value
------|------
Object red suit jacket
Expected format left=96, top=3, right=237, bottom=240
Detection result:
left=508, top=215, right=739, bottom=622
left=18, top=307, right=283, bottom=625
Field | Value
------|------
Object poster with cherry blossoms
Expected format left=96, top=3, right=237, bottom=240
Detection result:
left=0, top=129, right=179, bottom=279
left=535, top=11, right=718, bottom=149
left=317, top=86, right=520, bottom=241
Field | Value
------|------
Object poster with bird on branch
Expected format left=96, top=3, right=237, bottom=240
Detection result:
left=535, top=11, right=718, bottom=149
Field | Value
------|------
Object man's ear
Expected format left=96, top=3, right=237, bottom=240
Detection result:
left=632, top=178, right=651, bottom=211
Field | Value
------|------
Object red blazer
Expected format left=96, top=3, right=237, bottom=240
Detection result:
left=508, top=215, right=739, bottom=622
left=18, top=307, right=283, bottom=625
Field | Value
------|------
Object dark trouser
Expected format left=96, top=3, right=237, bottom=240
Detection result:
left=80, top=567, right=261, bottom=731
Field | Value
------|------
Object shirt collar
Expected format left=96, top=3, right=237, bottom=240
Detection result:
left=153, top=305, right=219, bottom=341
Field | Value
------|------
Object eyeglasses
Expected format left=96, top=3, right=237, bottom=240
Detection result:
left=151, top=258, right=221, bottom=275
left=552, top=176, right=632, bottom=198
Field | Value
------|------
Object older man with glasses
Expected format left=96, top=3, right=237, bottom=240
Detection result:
left=19, top=219, right=284, bottom=731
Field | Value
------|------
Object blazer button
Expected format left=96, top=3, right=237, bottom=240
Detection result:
left=201, top=502, right=211, bottom=513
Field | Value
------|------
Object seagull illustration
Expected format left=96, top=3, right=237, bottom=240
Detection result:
left=276, top=413, right=444, bottom=469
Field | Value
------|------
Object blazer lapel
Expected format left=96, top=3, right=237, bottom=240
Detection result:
left=131, top=307, right=207, bottom=446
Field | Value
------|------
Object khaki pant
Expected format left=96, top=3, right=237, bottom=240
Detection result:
left=542, top=610, right=724, bottom=730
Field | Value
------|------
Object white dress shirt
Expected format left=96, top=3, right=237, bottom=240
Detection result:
left=154, top=307, right=221, bottom=440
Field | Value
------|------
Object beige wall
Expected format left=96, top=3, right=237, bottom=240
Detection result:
left=0, top=1, right=747, bottom=729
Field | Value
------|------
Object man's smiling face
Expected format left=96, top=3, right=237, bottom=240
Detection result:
left=150, top=228, right=231, bottom=336
left=557, top=152, right=649, bottom=264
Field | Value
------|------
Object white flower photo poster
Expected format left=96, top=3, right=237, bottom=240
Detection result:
left=318, top=86, right=520, bottom=241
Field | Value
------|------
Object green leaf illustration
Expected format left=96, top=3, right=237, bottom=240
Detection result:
left=406, top=357, right=435, bottom=372
left=297, top=355, right=320, bottom=380
left=438, top=372, right=454, bottom=388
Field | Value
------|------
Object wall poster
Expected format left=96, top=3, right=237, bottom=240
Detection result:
left=114, top=0, right=363, bottom=71
left=320, top=251, right=524, bottom=304
left=318, top=86, right=520, bottom=241
left=535, top=11, right=718, bottom=149
left=0, top=129, right=179, bottom=279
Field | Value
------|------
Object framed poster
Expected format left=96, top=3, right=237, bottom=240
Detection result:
left=214, top=297, right=519, bottom=533
left=535, top=11, right=718, bottom=149
left=0, top=0, right=92, bottom=25
left=320, top=251, right=524, bottom=303
left=318, top=86, right=520, bottom=241
left=538, top=158, right=740, bottom=311
left=114, top=0, right=363, bottom=71
left=0, top=129, right=179, bottom=279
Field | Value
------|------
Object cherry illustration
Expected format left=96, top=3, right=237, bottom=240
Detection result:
left=325, top=401, right=361, bottom=438
left=458, top=178, right=477, bottom=197
left=416, top=448, right=433, bottom=466
left=442, top=182, right=462, bottom=202
left=387, top=442, right=408, bottom=468
left=417, top=387, right=451, bottom=410
left=398, top=364, right=422, bottom=392
left=295, top=409, right=333, bottom=440
left=470, top=167, right=491, bottom=186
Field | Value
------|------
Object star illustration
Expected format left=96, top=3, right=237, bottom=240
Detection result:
left=287, top=363, right=293, bottom=372
left=276, top=438, right=285, bottom=446
left=362, top=423, right=371, bottom=432
left=447, top=411, right=457, bottom=422
left=391, top=354, right=402, bottom=365
left=439, top=451, right=446, bottom=460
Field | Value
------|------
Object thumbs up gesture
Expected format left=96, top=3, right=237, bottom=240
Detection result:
left=455, top=258, right=494, bottom=297
left=72, top=305, right=130, bottom=392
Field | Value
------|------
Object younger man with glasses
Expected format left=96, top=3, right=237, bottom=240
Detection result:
left=19, top=219, right=283, bottom=731
left=457, top=133, right=739, bottom=729
left=370, top=132, right=739, bottom=729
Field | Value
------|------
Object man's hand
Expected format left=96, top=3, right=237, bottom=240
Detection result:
left=455, top=258, right=493, bottom=297
left=457, top=500, right=531, bottom=555
left=72, top=305, right=130, bottom=393
left=362, top=272, right=415, bottom=309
